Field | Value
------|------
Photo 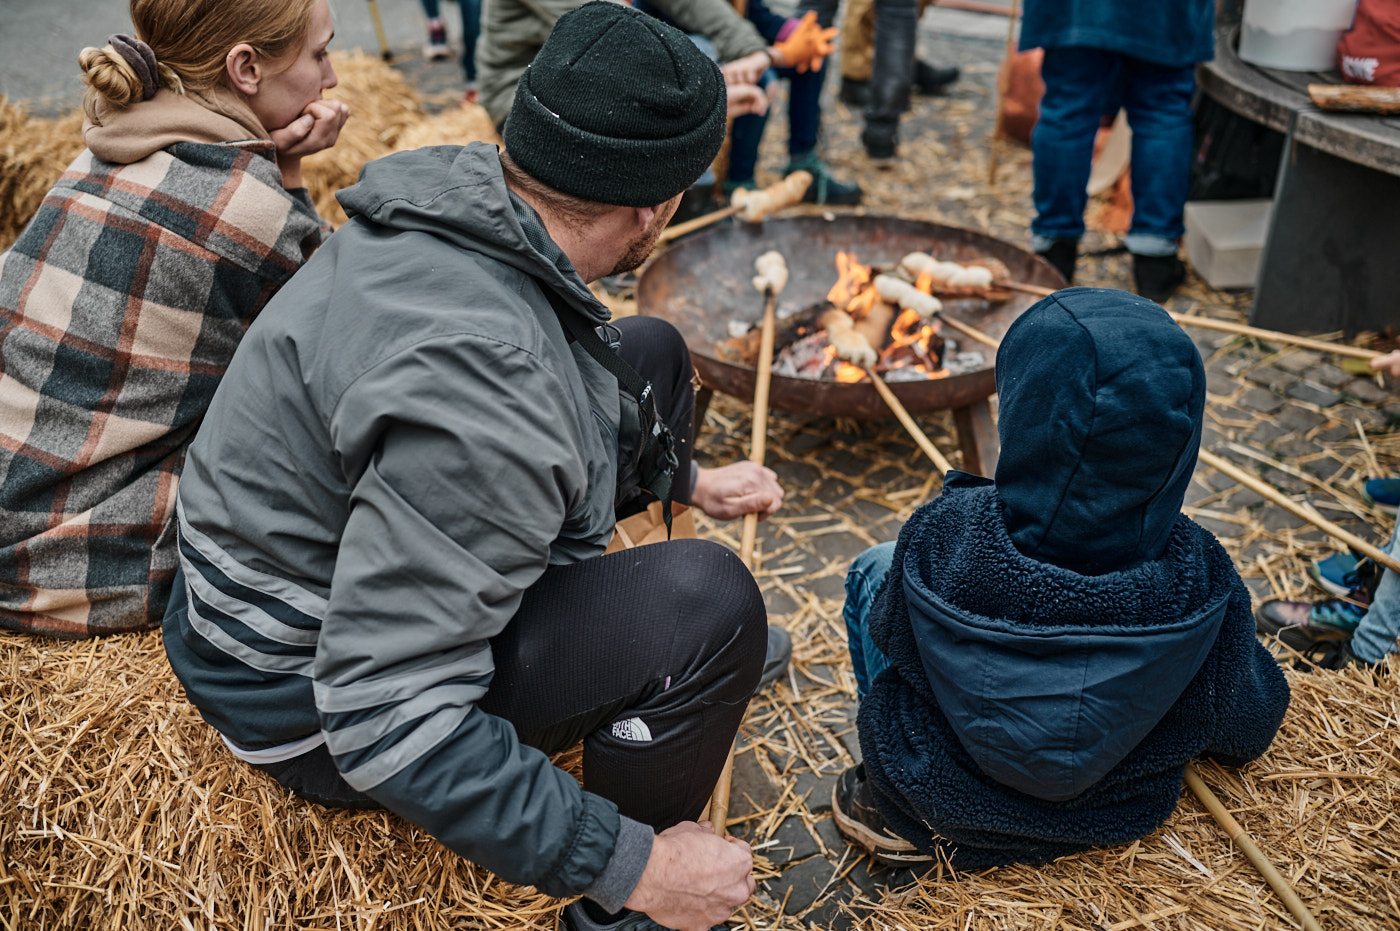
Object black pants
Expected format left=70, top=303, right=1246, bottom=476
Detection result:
left=257, top=316, right=766, bottom=829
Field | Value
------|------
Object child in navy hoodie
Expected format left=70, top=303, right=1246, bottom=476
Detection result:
left=832, top=287, right=1291, bottom=869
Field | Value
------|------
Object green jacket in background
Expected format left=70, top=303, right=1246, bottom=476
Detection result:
left=478, top=0, right=767, bottom=127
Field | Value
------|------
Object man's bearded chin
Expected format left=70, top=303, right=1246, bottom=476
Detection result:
left=607, top=196, right=682, bottom=277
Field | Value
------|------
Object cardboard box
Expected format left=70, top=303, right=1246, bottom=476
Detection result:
left=1183, top=199, right=1272, bottom=290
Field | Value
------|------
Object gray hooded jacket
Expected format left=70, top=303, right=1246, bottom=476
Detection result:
left=164, top=143, right=652, bottom=906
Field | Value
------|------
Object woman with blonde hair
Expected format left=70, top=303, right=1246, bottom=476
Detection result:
left=0, top=0, right=350, bottom=638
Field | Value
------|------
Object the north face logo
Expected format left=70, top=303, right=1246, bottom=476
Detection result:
left=611, top=717, right=653, bottom=742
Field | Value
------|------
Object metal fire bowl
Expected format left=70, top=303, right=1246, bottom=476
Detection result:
left=636, top=214, right=1065, bottom=418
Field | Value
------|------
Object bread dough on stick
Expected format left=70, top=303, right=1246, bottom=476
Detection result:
left=874, top=274, right=942, bottom=318
left=752, top=251, right=789, bottom=295
left=818, top=308, right=878, bottom=367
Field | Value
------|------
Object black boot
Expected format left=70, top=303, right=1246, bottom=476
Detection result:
left=862, top=0, right=918, bottom=163
left=1132, top=253, right=1186, bottom=304
left=1035, top=239, right=1078, bottom=285
left=839, top=77, right=870, bottom=108
left=913, top=59, right=959, bottom=94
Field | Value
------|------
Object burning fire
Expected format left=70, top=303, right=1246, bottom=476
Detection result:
left=826, top=251, right=945, bottom=380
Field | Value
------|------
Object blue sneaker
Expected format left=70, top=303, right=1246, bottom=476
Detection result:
left=1307, top=552, right=1375, bottom=598
left=1362, top=477, right=1400, bottom=515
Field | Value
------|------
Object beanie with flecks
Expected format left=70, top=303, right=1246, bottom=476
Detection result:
left=504, top=0, right=727, bottom=207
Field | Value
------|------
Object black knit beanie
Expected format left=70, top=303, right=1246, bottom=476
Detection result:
left=504, top=1, right=727, bottom=207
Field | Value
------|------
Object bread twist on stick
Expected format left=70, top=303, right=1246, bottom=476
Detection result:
left=874, top=274, right=942, bottom=318
left=731, top=170, right=813, bottom=222
left=900, top=252, right=996, bottom=290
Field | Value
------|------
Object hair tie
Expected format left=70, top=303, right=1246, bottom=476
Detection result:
left=107, top=33, right=159, bottom=101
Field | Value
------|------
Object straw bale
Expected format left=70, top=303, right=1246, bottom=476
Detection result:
left=0, top=98, right=85, bottom=252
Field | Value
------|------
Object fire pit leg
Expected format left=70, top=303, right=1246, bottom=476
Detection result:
left=953, top=400, right=999, bottom=477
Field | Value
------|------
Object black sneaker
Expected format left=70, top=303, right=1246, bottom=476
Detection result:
left=831, top=764, right=931, bottom=867
left=839, top=77, right=870, bottom=108
left=1035, top=239, right=1077, bottom=285
left=913, top=60, right=959, bottom=94
left=784, top=152, right=863, bottom=206
left=1132, top=253, right=1186, bottom=304
left=861, top=123, right=897, bottom=165
left=559, top=900, right=720, bottom=931
left=758, top=625, right=792, bottom=691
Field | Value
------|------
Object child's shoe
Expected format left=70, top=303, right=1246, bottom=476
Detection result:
left=424, top=18, right=451, bottom=60
left=832, top=764, right=930, bottom=867
left=783, top=152, right=863, bottom=206
left=1307, top=551, right=1375, bottom=598
left=1255, top=595, right=1366, bottom=651
left=1362, top=477, right=1400, bottom=515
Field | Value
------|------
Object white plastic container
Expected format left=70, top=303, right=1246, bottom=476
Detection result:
left=1183, top=199, right=1273, bottom=290
left=1238, top=0, right=1358, bottom=71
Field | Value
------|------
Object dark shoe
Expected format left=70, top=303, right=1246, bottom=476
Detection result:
left=832, top=764, right=931, bottom=867
left=913, top=60, right=959, bottom=94
left=1132, top=253, right=1186, bottom=303
left=861, top=123, right=897, bottom=165
left=1255, top=595, right=1366, bottom=651
left=560, top=900, right=717, bottom=931
left=784, top=152, right=862, bottom=206
left=839, top=77, right=870, bottom=108
left=758, top=625, right=792, bottom=691
left=1035, top=239, right=1078, bottom=285
left=1288, top=638, right=1382, bottom=673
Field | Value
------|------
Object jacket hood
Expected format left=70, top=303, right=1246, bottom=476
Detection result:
left=993, top=288, right=1205, bottom=575
left=336, top=142, right=605, bottom=322
left=84, top=86, right=269, bottom=164
left=897, top=476, right=1228, bottom=802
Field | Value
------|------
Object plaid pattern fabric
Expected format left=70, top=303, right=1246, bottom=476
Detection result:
left=0, top=140, right=327, bottom=638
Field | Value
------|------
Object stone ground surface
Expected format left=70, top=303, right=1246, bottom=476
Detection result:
left=5, top=3, right=1397, bottom=928
left=306, top=6, right=1400, bottom=928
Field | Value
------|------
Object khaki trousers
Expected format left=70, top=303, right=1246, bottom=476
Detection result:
left=839, top=0, right=934, bottom=81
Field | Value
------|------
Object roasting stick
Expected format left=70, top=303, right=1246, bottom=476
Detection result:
left=1182, top=766, right=1324, bottom=931
left=1199, top=449, right=1400, bottom=574
left=709, top=250, right=788, bottom=839
left=1002, top=280, right=1383, bottom=361
left=866, top=371, right=954, bottom=476
left=656, top=171, right=813, bottom=246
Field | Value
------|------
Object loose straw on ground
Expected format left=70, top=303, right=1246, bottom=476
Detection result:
left=1198, top=448, right=1400, bottom=574
left=711, top=250, right=788, bottom=838
left=1182, top=766, right=1324, bottom=931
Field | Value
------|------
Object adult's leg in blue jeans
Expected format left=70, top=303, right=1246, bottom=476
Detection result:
left=1030, top=47, right=1118, bottom=249
left=419, top=0, right=440, bottom=20
left=1351, top=518, right=1400, bottom=663
left=1118, top=57, right=1196, bottom=257
left=843, top=542, right=896, bottom=700
left=459, top=0, right=482, bottom=83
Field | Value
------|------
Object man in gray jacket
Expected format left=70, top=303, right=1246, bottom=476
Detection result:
left=163, top=5, right=784, bottom=930
left=478, top=0, right=773, bottom=127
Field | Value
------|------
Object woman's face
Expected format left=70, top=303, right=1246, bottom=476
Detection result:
left=247, top=0, right=338, bottom=133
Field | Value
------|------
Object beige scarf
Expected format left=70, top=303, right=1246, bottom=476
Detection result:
left=83, top=85, right=270, bottom=165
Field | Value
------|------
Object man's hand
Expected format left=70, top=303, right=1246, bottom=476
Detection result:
left=770, top=12, right=838, bottom=73
left=726, top=84, right=770, bottom=118
left=1369, top=349, right=1400, bottom=381
left=692, top=462, right=783, bottom=521
left=269, top=98, right=351, bottom=188
left=624, top=822, right=755, bottom=931
left=720, top=50, right=772, bottom=88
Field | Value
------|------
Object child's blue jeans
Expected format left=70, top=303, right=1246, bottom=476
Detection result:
left=843, top=542, right=896, bottom=700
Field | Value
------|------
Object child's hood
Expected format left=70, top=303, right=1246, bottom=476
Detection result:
left=992, top=287, right=1206, bottom=575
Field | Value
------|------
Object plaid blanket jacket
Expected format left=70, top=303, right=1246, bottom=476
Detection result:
left=0, top=140, right=327, bottom=637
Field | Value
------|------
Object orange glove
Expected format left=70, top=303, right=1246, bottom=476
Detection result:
left=772, top=12, right=838, bottom=74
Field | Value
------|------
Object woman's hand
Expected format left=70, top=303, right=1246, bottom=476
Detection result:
left=720, top=51, right=772, bottom=88
left=726, top=84, right=770, bottom=118
left=270, top=98, right=351, bottom=188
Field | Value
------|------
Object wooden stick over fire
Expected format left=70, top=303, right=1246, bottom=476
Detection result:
left=656, top=171, right=813, bottom=246
left=709, top=250, right=788, bottom=839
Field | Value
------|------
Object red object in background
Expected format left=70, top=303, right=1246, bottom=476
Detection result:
left=1338, top=0, right=1400, bottom=87
left=996, top=47, right=1045, bottom=145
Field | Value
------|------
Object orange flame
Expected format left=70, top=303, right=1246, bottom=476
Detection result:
left=835, top=363, right=866, bottom=383
left=914, top=271, right=934, bottom=295
left=827, top=251, right=873, bottom=309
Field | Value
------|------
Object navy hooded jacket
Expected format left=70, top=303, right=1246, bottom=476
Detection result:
left=1019, top=0, right=1216, bottom=68
left=858, top=289, right=1290, bottom=869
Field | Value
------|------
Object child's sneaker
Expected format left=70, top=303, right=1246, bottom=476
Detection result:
left=424, top=19, right=451, bottom=60
left=783, top=152, right=863, bottom=206
left=831, top=764, right=931, bottom=867
left=1255, top=595, right=1366, bottom=651
left=1307, top=551, right=1375, bottom=597
left=1362, top=477, right=1400, bottom=515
